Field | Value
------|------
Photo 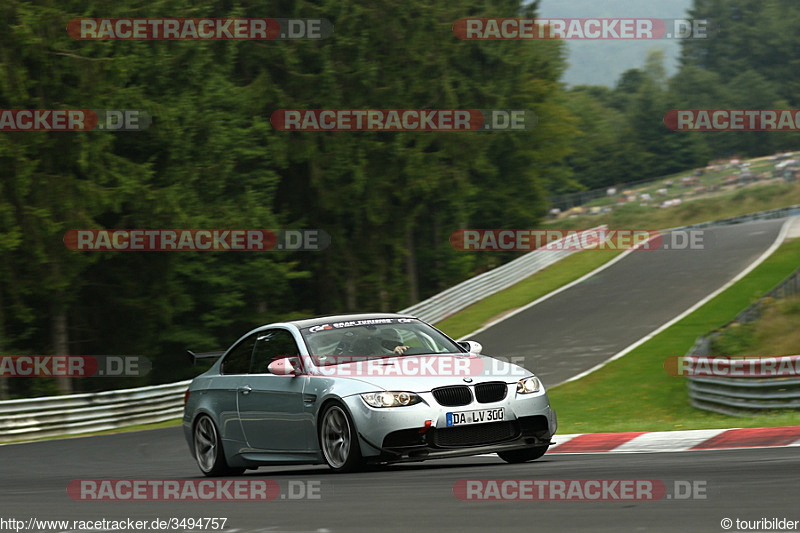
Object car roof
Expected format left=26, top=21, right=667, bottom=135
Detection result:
left=288, top=312, right=418, bottom=329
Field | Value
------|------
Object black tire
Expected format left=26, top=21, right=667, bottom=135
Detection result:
left=318, top=403, right=364, bottom=473
left=498, top=445, right=549, bottom=464
left=193, top=415, right=245, bottom=477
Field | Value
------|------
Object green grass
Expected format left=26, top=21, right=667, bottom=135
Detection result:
left=548, top=238, right=800, bottom=434
left=560, top=182, right=800, bottom=229
left=436, top=249, right=625, bottom=340
left=712, top=294, right=800, bottom=357
left=436, top=180, right=800, bottom=341
left=563, top=151, right=798, bottom=212
left=550, top=180, right=800, bottom=231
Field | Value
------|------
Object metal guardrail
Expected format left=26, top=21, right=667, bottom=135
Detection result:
left=2, top=207, right=798, bottom=440
left=686, top=264, right=800, bottom=417
left=680, top=204, right=800, bottom=230
left=0, top=380, right=191, bottom=443
left=399, top=226, right=606, bottom=324
left=686, top=356, right=800, bottom=417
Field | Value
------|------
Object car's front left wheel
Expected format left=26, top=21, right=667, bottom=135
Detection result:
left=193, top=415, right=245, bottom=477
left=318, top=403, right=364, bottom=473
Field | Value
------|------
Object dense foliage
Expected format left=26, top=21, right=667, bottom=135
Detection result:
left=1, top=0, right=798, bottom=396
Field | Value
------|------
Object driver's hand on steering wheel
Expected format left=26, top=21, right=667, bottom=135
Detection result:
left=393, top=345, right=410, bottom=355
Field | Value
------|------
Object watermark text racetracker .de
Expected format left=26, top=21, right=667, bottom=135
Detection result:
left=450, top=228, right=711, bottom=251
left=64, top=229, right=330, bottom=251
left=664, top=355, right=800, bottom=377
left=0, top=109, right=149, bottom=131
left=0, top=355, right=150, bottom=377
left=665, top=109, right=800, bottom=131
left=453, top=18, right=714, bottom=40
left=67, top=479, right=323, bottom=501
left=270, top=109, right=536, bottom=131
left=67, top=18, right=333, bottom=40
left=289, top=354, right=531, bottom=377
left=453, top=479, right=708, bottom=501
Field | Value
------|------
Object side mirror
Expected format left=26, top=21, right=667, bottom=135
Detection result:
left=457, top=340, right=482, bottom=354
left=268, top=356, right=302, bottom=375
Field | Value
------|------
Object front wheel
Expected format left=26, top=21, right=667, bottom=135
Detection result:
left=318, top=403, right=363, bottom=473
left=193, top=415, right=245, bottom=477
left=498, top=445, right=549, bottom=464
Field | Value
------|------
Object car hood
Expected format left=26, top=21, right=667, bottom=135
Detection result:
left=306, top=352, right=530, bottom=392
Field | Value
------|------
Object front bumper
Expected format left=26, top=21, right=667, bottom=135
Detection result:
left=370, top=414, right=554, bottom=463
left=343, top=384, right=557, bottom=462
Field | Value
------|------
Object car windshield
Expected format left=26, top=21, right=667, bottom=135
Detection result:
left=299, top=318, right=462, bottom=365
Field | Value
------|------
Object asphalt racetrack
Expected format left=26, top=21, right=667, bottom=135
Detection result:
left=472, top=218, right=787, bottom=385
left=1, top=428, right=797, bottom=532
left=1, top=217, right=797, bottom=533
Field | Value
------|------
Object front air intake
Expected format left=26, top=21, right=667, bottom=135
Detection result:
left=475, top=382, right=508, bottom=403
left=432, top=385, right=472, bottom=407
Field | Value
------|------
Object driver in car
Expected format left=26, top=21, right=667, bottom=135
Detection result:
left=378, top=328, right=410, bottom=355
left=348, top=327, right=410, bottom=356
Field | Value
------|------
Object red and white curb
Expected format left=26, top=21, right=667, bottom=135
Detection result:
left=543, top=426, right=800, bottom=454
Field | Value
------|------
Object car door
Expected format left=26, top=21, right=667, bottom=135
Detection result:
left=236, top=328, right=310, bottom=452
left=213, top=332, right=259, bottom=445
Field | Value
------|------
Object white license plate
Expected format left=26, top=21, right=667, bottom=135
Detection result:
left=446, top=407, right=504, bottom=427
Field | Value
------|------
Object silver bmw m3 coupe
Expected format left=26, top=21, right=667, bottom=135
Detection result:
left=183, top=313, right=557, bottom=474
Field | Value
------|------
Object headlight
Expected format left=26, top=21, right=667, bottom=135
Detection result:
left=361, top=391, right=422, bottom=408
left=516, top=376, right=540, bottom=394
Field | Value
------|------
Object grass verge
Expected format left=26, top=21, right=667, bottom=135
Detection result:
left=438, top=182, right=800, bottom=342
left=548, top=238, right=800, bottom=434
left=548, top=181, right=800, bottom=231
left=712, top=295, right=800, bottom=357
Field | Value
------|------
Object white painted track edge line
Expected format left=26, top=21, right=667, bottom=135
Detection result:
left=555, top=217, right=793, bottom=387
left=457, top=246, right=639, bottom=341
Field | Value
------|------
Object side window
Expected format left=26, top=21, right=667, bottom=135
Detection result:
left=221, top=333, right=258, bottom=375
left=252, top=329, right=301, bottom=374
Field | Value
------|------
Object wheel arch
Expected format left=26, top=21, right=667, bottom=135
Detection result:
left=315, top=396, right=356, bottom=435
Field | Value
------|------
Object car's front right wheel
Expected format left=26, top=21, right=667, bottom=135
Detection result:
left=498, top=445, right=549, bottom=463
left=318, top=403, right=364, bottom=473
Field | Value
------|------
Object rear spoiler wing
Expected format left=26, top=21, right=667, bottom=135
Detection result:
left=187, top=350, right=225, bottom=365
